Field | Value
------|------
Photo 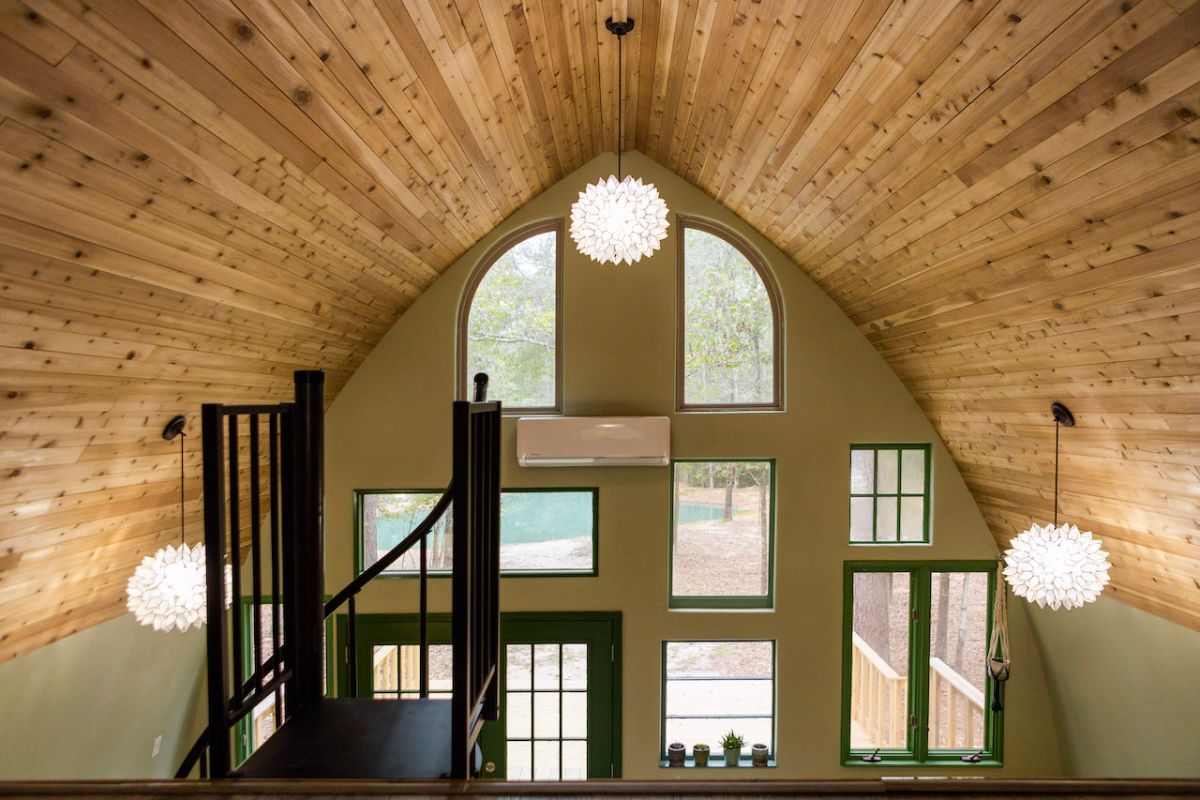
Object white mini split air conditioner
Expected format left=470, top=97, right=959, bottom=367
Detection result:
left=516, top=416, right=670, bottom=467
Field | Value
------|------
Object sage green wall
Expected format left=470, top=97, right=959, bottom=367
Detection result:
left=324, top=152, right=1064, bottom=778
left=0, top=613, right=205, bottom=778
left=1027, top=597, right=1200, bottom=777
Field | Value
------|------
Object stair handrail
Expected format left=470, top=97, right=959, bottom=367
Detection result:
left=324, top=485, right=452, bottom=618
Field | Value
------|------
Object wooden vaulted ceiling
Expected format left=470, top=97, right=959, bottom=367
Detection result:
left=1, top=0, right=1198, bottom=661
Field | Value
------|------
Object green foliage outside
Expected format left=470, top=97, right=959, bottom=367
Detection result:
left=683, top=228, right=774, bottom=405
left=467, top=231, right=557, bottom=407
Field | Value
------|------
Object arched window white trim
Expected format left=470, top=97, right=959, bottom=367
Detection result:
left=676, top=217, right=784, bottom=412
left=457, top=219, right=563, bottom=414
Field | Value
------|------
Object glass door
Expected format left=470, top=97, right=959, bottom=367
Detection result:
left=341, top=612, right=620, bottom=779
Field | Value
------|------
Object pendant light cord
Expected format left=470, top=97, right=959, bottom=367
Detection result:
left=1053, top=419, right=1060, bottom=528
left=616, top=28, right=623, bottom=179
left=179, top=430, right=187, bottom=545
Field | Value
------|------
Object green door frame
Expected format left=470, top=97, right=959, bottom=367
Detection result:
left=335, top=611, right=622, bottom=779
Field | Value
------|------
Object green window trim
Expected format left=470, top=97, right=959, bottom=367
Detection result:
left=849, top=443, right=932, bottom=545
left=668, top=459, right=775, bottom=609
left=840, top=561, right=1004, bottom=767
left=660, top=638, right=777, bottom=768
left=355, top=487, right=599, bottom=578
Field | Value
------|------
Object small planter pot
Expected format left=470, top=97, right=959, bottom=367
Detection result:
left=666, top=742, right=686, bottom=768
left=723, top=746, right=741, bottom=766
left=751, top=744, right=769, bottom=767
left=693, top=744, right=710, bottom=767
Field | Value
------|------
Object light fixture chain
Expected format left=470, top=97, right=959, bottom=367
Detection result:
left=616, top=27, right=622, bottom=179
left=180, top=429, right=187, bottom=544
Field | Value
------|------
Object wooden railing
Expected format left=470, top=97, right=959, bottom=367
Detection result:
left=850, top=633, right=907, bottom=748
left=851, top=635, right=986, bottom=752
left=929, top=656, right=985, bottom=750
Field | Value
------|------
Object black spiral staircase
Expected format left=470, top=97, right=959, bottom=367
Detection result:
left=176, top=370, right=501, bottom=780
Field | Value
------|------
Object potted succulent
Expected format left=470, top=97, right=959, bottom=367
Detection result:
left=666, top=742, right=686, bottom=767
left=720, top=730, right=744, bottom=767
left=693, top=743, right=710, bottom=767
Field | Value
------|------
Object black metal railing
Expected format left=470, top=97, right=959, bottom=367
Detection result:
left=179, top=372, right=500, bottom=780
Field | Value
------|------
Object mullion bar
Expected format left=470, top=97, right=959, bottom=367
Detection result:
left=895, top=448, right=903, bottom=539
left=558, top=643, right=563, bottom=780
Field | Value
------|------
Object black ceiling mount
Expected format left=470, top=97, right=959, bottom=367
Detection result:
left=605, top=17, right=634, bottom=36
left=1050, top=401, right=1076, bottom=427
left=162, top=414, right=187, bottom=441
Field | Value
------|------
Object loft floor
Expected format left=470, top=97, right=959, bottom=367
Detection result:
left=236, top=698, right=452, bottom=780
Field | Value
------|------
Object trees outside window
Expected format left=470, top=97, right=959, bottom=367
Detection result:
left=460, top=222, right=561, bottom=411
left=678, top=220, right=782, bottom=410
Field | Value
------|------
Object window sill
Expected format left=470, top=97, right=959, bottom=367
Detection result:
left=844, top=756, right=1002, bottom=768
left=660, top=759, right=777, bottom=769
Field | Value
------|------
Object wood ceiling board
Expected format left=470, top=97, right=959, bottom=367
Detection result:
left=1, top=0, right=1198, bottom=661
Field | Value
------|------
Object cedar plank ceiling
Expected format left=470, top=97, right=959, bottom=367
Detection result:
left=0, top=0, right=1197, bottom=661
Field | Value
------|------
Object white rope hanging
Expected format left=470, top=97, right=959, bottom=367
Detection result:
left=986, top=564, right=1010, bottom=711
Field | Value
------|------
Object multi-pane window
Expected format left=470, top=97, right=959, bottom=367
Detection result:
left=849, top=444, right=931, bottom=543
left=678, top=219, right=782, bottom=410
left=460, top=222, right=561, bottom=411
left=669, top=461, right=774, bottom=608
left=357, top=488, right=596, bottom=576
left=842, top=562, right=1001, bottom=765
left=662, top=641, right=775, bottom=765
left=505, top=643, right=589, bottom=780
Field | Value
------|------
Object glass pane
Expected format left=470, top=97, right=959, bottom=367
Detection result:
left=361, top=492, right=452, bottom=573
left=507, top=691, right=531, bottom=738
left=534, top=644, right=560, bottom=689
left=901, top=449, right=926, bottom=494
left=562, top=691, right=587, bottom=738
left=367, top=490, right=594, bottom=575
left=850, top=497, right=874, bottom=542
left=397, top=644, right=452, bottom=696
left=876, top=450, right=898, bottom=494
left=875, top=496, right=898, bottom=541
left=499, top=491, right=595, bottom=572
left=850, top=572, right=910, bottom=750
left=467, top=229, right=557, bottom=408
left=671, top=462, right=772, bottom=598
left=562, top=644, right=587, bottom=690
left=851, top=449, right=874, bottom=494
left=562, top=740, right=587, bottom=779
left=507, top=644, right=532, bottom=691
left=533, top=740, right=560, bottom=780
left=664, top=641, right=774, bottom=753
left=507, top=740, right=532, bottom=780
left=682, top=226, right=775, bottom=406
left=373, top=645, right=398, bottom=692
left=533, top=692, right=560, bottom=738
left=929, top=572, right=988, bottom=751
left=900, top=497, right=925, bottom=542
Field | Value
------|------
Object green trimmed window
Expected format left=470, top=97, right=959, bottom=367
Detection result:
left=669, top=460, right=774, bottom=608
left=842, top=562, right=1002, bottom=766
left=661, top=640, right=775, bottom=766
left=849, top=444, right=931, bottom=544
left=356, top=488, right=597, bottom=576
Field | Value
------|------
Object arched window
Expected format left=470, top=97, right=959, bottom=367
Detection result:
left=458, top=220, right=562, bottom=412
left=677, top=218, right=783, bottom=410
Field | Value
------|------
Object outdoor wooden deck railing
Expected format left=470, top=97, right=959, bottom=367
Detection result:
left=928, top=655, right=985, bottom=750
left=850, top=633, right=907, bottom=748
left=851, top=635, right=986, bottom=751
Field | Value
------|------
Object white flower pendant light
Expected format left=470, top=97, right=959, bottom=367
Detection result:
left=1003, top=402, right=1111, bottom=611
left=570, top=17, right=669, bottom=265
left=126, top=416, right=230, bottom=632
